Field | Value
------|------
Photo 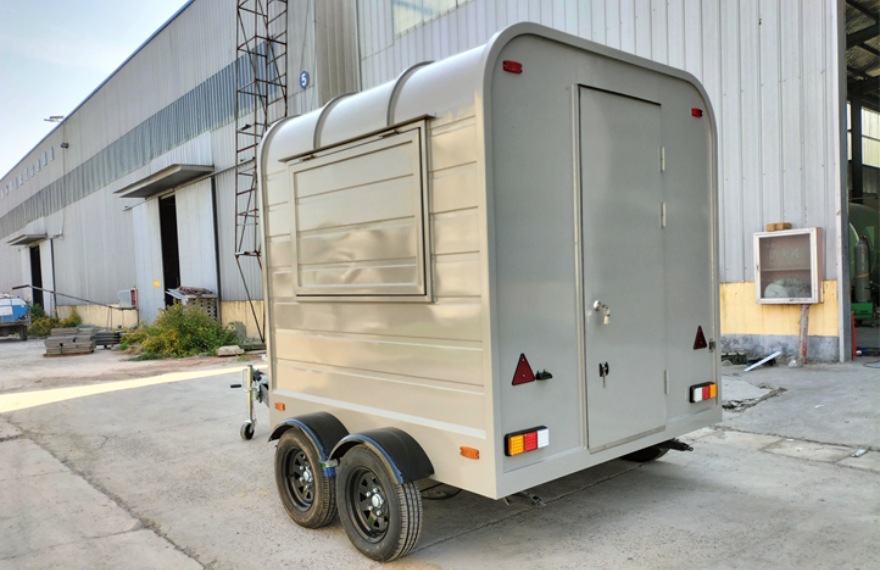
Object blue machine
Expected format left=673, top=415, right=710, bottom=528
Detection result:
left=0, top=295, right=30, bottom=340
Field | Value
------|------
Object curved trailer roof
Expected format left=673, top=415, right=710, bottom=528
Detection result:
left=259, top=22, right=713, bottom=175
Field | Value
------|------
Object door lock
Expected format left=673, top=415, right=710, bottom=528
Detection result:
left=593, top=300, right=611, bottom=325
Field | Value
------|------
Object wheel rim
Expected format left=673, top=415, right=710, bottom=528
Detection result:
left=285, top=448, right=315, bottom=510
left=347, top=467, right=389, bottom=542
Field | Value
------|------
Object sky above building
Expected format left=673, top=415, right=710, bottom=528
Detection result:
left=0, top=0, right=191, bottom=178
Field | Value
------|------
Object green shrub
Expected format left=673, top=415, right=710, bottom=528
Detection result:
left=59, top=308, right=82, bottom=328
left=27, top=307, right=82, bottom=338
left=29, top=316, right=59, bottom=338
left=28, top=303, right=46, bottom=319
left=122, top=304, right=240, bottom=359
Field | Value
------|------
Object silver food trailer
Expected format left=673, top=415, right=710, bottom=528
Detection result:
left=258, top=22, right=720, bottom=561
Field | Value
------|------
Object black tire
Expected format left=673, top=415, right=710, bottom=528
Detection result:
left=240, top=421, right=255, bottom=440
left=275, top=429, right=336, bottom=528
left=336, top=445, right=423, bottom=562
left=622, top=445, right=669, bottom=463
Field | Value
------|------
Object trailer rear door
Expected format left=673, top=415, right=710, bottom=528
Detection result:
left=579, top=86, right=667, bottom=452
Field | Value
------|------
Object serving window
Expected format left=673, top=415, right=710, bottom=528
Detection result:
left=288, top=123, right=431, bottom=301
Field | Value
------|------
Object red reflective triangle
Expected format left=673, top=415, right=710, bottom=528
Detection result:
left=693, top=326, right=708, bottom=350
left=512, top=353, right=536, bottom=385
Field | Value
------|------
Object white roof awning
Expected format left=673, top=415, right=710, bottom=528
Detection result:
left=115, top=164, right=213, bottom=199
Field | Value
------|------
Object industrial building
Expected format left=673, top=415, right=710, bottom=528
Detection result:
left=0, top=0, right=877, bottom=362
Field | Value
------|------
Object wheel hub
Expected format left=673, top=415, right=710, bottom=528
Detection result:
left=289, top=450, right=315, bottom=507
left=351, top=470, right=390, bottom=538
left=368, top=487, right=384, bottom=511
left=300, top=464, right=313, bottom=484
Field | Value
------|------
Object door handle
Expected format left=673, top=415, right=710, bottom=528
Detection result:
left=593, top=300, right=611, bottom=325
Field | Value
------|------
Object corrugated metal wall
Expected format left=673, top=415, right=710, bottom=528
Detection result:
left=50, top=184, right=137, bottom=305
left=0, top=240, right=21, bottom=292
left=289, top=0, right=321, bottom=115
left=0, top=0, right=846, bottom=335
left=0, top=0, right=327, bottom=307
left=0, top=60, right=237, bottom=241
left=357, top=0, right=845, bottom=285
left=176, top=178, right=218, bottom=291
left=63, top=0, right=235, bottom=160
left=132, top=200, right=164, bottom=322
left=0, top=0, right=259, bottom=305
left=287, top=0, right=358, bottom=115
left=215, top=166, right=263, bottom=302
left=316, top=0, right=360, bottom=101
left=1, top=0, right=234, bottom=210
left=38, top=239, right=55, bottom=316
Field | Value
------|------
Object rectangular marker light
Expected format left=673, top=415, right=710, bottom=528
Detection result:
left=505, top=426, right=549, bottom=456
left=690, top=382, right=718, bottom=403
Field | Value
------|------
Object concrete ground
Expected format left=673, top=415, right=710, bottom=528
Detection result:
left=1, top=337, right=878, bottom=569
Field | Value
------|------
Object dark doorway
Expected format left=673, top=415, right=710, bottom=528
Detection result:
left=158, top=195, right=181, bottom=307
left=29, top=245, right=44, bottom=309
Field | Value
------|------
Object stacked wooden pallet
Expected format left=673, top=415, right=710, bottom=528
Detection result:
left=44, top=327, right=97, bottom=356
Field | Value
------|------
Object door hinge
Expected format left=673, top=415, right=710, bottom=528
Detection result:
left=664, top=369, right=669, bottom=394
left=660, top=146, right=666, bottom=172
left=708, top=340, right=716, bottom=351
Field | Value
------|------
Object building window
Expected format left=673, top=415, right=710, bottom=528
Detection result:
left=393, top=0, right=465, bottom=36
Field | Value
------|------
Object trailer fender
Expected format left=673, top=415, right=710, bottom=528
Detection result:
left=269, top=412, right=348, bottom=462
left=329, top=428, right=434, bottom=485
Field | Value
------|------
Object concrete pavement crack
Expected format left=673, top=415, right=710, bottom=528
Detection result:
left=722, top=386, right=787, bottom=411
left=13, top=428, right=207, bottom=569
left=715, top=426, right=878, bottom=452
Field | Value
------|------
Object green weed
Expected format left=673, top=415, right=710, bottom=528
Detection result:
left=28, top=307, right=82, bottom=337
left=122, top=304, right=240, bottom=359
